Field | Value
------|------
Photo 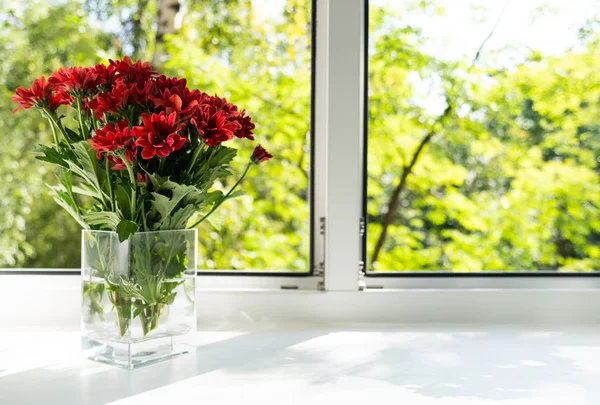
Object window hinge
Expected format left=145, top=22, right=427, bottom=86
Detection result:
left=359, top=216, right=366, bottom=237
left=320, top=216, right=326, bottom=236
left=358, top=217, right=366, bottom=283
left=314, top=216, right=326, bottom=291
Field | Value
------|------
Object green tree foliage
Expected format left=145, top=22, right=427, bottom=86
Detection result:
left=1, top=0, right=310, bottom=270
left=0, top=0, right=119, bottom=267
left=1, top=0, right=598, bottom=272
left=163, top=0, right=311, bottom=270
left=367, top=3, right=600, bottom=272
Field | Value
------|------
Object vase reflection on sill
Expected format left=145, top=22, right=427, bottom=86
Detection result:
left=81, top=229, right=197, bottom=369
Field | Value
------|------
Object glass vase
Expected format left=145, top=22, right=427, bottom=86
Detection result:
left=81, top=229, right=197, bottom=369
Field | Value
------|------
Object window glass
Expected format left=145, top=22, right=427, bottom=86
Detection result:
left=0, top=0, right=311, bottom=272
left=367, top=0, right=600, bottom=272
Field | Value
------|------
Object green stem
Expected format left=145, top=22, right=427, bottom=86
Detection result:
left=158, top=157, right=166, bottom=175
left=141, top=199, right=148, bottom=232
left=139, top=310, right=150, bottom=336
left=46, top=117, right=60, bottom=147
left=55, top=120, right=70, bottom=145
left=75, top=97, right=88, bottom=139
left=42, top=109, right=68, bottom=146
left=83, top=281, right=106, bottom=322
left=123, top=156, right=137, bottom=221
left=186, top=144, right=205, bottom=173
left=139, top=303, right=164, bottom=336
left=188, top=162, right=254, bottom=229
left=90, top=117, right=96, bottom=133
left=114, top=292, right=130, bottom=338
left=105, top=158, right=114, bottom=211
left=91, top=114, right=99, bottom=133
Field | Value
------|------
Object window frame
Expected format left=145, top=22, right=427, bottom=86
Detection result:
left=360, top=0, right=600, bottom=282
left=2, top=0, right=600, bottom=297
left=0, top=0, right=322, bottom=288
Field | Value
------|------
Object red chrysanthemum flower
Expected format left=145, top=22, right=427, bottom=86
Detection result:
left=92, top=63, right=118, bottom=88
left=109, top=56, right=157, bottom=84
left=107, top=148, right=135, bottom=171
left=127, top=78, right=155, bottom=105
left=90, top=120, right=134, bottom=159
left=49, top=66, right=103, bottom=95
left=196, top=95, right=255, bottom=141
left=251, top=145, right=273, bottom=164
left=191, top=105, right=238, bottom=147
left=211, top=97, right=255, bottom=140
left=233, top=110, right=255, bottom=140
left=135, top=170, right=149, bottom=185
left=150, top=87, right=202, bottom=121
left=87, top=80, right=130, bottom=119
left=155, top=75, right=187, bottom=93
left=12, top=76, right=71, bottom=113
left=206, top=95, right=239, bottom=120
left=133, top=112, right=188, bottom=160
left=87, top=76, right=155, bottom=119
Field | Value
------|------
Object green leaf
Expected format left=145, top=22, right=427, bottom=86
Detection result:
left=186, top=146, right=237, bottom=188
left=83, top=211, right=121, bottom=230
left=116, top=219, right=139, bottom=242
left=64, top=127, right=80, bottom=143
left=164, top=292, right=178, bottom=305
left=56, top=168, right=73, bottom=190
left=224, top=190, right=245, bottom=201
left=206, top=212, right=225, bottom=231
left=47, top=185, right=88, bottom=229
left=114, top=184, right=132, bottom=220
left=72, top=142, right=99, bottom=182
left=150, top=181, right=197, bottom=224
left=65, top=142, right=107, bottom=204
left=148, top=174, right=169, bottom=190
left=33, top=144, right=68, bottom=168
left=212, top=146, right=237, bottom=166
left=72, top=185, right=100, bottom=199
left=204, top=190, right=223, bottom=206
left=158, top=205, right=197, bottom=230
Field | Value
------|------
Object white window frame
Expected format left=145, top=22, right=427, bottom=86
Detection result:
left=196, top=0, right=366, bottom=292
left=2, top=0, right=600, bottom=327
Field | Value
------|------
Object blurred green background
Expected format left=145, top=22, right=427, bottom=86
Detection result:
left=0, top=0, right=598, bottom=272
left=367, top=0, right=600, bottom=272
left=0, top=0, right=311, bottom=271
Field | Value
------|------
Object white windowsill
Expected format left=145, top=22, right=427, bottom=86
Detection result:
left=2, top=274, right=600, bottom=327
left=3, top=273, right=600, bottom=403
left=2, top=323, right=600, bottom=404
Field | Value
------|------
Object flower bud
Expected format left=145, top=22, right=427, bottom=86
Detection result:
left=251, top=145, right=273, bottom=164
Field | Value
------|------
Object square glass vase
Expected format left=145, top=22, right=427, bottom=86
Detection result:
left=81, top=229, right=197, bottom=369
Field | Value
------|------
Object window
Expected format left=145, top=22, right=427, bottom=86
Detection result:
left=0, top=0, right=313, bottom=273
left=366, top=0, right=600, bottom=273
left=3, top=0, right=600, bottom=290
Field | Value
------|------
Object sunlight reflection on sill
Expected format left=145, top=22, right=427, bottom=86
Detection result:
left=0, top=331, right=80, bottom=378
left=0, top=330, right=248, bottom=378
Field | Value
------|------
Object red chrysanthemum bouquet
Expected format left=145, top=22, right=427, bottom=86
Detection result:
left=13, top=58, right=272, bottom=340
left=13, top=58, right=271, bottom=238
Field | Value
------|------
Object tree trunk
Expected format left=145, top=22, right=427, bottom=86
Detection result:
left=369, top=2, right=509, bottom=270
left=131, top=0, right=150, bottom=60
left=369, top=105, right=452, bottom=270
left=151, top=0, right=183, bottom=69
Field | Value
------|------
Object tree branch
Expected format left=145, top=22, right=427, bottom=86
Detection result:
left=152, top=0, right=182, bottom=69
left=369, top=104, right=452, bottom=269
left=130, top=0, right=150, bottom=59
left=471, top=0, right=511, bottom=67
left=369, top=1, right=510, bottom=270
